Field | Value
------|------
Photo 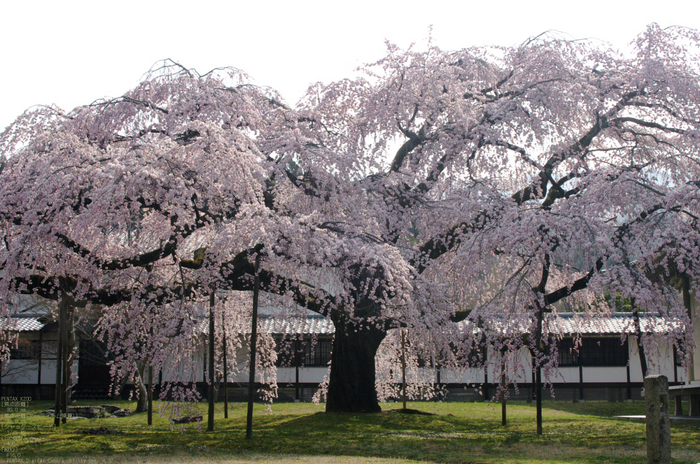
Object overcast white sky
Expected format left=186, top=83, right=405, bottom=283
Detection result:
left=1, top=0, right=698, bottom=131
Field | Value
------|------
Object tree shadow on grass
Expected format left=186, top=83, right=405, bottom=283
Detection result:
left=385, top=408, right=435, bottom=415
left=542, top=400, right=646, bottom=418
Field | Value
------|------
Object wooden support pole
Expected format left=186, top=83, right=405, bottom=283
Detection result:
left=147, top=365, right=153, bottom=426
left=223, top=326, right=229, bottom=419
left=535, top=304, right=544, bottom=436
left=61, top=304, right=69, bottom=423
left=501, top=353, right=507, bottom=426
left=246, top=252, right=261, bottom=440
left=208, top=290, right=216, bottom=432
left=401, top=329, right=407, bottom=411
left=54, top=296, right=66, bottom=427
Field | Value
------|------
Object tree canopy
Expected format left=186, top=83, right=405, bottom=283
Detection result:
left=2, top=25, right=700, bottom=414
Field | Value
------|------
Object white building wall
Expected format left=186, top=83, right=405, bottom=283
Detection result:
left=158, top=347, right=206, bottom=384
left=276, top=367, right=295, bottom=383
left=646, top=342, right=679, bottom=381
left=554, top=367, right=580, bottom=383
left=514, top=347, right=533, bottom=383
left=298, top=367, right=329, bottom=383
left=40, top=339, right=57, bottom=385
left=628, top=343, right=644, bottom=383
left=440, top=367, right=485, bottom=384
left=1, top=334, right=62, bottom=386
left=581, top=366, right=628, bottom=383
left=629, top=337, right=684, bottom=383
left=40, top=360, right=57, bottom=384
left=2, top=360, right=38, bottom=384
left=2, top=326, right=690, bottom=393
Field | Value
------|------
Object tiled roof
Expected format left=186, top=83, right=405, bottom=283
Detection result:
left=2, top=317, right=44, bottom=332
left=198, top=315, right=335, bottom=336
left=11, top=311, right=676, bottom=338
left=259, top=315, right=335, bottom=335
left=211, top=312, right=681, bottom=337
left=545, top=312, right=683, bottom=335
left=468, top=312, right=684, bottom=337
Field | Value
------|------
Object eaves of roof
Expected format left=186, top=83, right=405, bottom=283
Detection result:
left=1, top=317, right=45, bottom=332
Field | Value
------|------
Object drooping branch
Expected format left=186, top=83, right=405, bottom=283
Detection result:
left=389, top=124, right=427, bottom=173
left=13, top=273, right=195, bottom=307
left=177, top=244, right=335, bottom=316
left=54, top=232, right=181, bottom=272
left=543, top=258, right=604, bottom=307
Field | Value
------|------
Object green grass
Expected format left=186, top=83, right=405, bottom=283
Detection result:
left=1, top=399, right=699, bottom=464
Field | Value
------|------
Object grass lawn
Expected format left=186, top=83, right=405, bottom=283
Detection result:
left=1, top=399, right=699, bottom=464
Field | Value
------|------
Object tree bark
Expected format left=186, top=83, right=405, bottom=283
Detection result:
left=326, top=317, right=386, bottom=413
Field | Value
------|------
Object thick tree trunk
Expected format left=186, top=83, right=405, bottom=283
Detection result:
left=326, top=319, right=386, bottom=413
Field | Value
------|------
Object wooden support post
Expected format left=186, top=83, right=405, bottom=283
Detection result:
left=147, top=365, right=153, bottom=426
left=246, top=252, right=261, bottom=440
left=61, top=304, right=70, bottom=423
left=208, top=290, right=216, bottom=432
left=54, top=296, right=66, bottom=427
left=674, top=395, right=684, bottom=416
left=691, top=394, right=700, bottom=416
left=223, top=327, right=229, bottom=419
left=295, top=339, right=301, bottom=401
left=501, top=356, right=507, bottom=426
left=535, top=364, right=542, bottom=435
left=401, top=329, right=407, bottom=411
left=579, top=353, right=585, bottom=402
left=535, top=304, right=544, bottom=436
left=37, top=331, right=43, bottom=399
